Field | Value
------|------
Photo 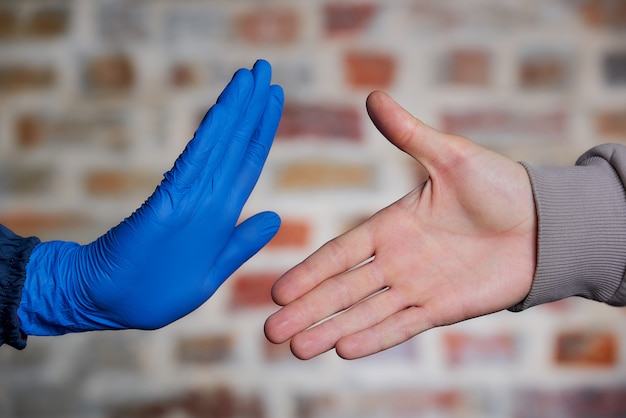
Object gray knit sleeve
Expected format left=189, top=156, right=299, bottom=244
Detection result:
left=510, top=144, right=626, bottom=311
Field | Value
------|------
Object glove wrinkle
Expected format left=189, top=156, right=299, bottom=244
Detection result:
left=17, top=60, right=284, bottom=336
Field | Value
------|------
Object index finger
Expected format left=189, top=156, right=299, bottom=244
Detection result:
left=271, top=220, right=375, bottom=307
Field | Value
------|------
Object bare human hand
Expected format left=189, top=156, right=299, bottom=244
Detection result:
left=264, top=91, right=537, bottom=360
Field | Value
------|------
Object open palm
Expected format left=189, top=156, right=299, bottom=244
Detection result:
left=265, top=91, right=537, bottom=360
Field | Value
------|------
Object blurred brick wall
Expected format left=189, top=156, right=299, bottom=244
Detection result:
left=0, top=1, right=625, bottom=417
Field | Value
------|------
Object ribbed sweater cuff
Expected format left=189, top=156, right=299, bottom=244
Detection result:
left=510, top=159, right=626, bottom=311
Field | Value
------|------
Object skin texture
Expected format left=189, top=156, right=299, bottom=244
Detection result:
left=264, top=91, right=537, bottom=360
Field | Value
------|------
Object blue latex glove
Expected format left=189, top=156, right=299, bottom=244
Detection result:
left=18, top=60, right=283, bottom=335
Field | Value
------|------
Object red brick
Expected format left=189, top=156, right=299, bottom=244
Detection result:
left=108, top=387, right=264, bottom=418
left=85, top=170, right=161, bottom=197
left=579, top=0, right=626, bottom=29
left=441, top=109, right=566, bottom=138
left=276, top=104, right=362, bottom=141
left=169, top=62, right=199, bottom=88
left=108, top=400, right=171, bottom=418
left=554, top=331, right=618, bottom=367
left=180, top=388, right=264, bottom=418
left=85, top=54, right=135, bottom=93
left=266, top=218, right=310, bottom=249
left=16, top=111, right=130, bottom=152
left=581, top=0, right=606, bottom=27
left=237, top=8, right=298, bottom=45
left=444, top=332, right=518, bottom=366
left=0, top=65, right=56, bottom=92
left=344, top=51, right=396, bottom=89
left=275, top=160, right=374, bottom=191
left=515, top=388, right=626, bottom=418
left=359, top=390, right=474, bottom=416
left=0, top=8, right=18, bottom=39
left=323, top=3, right=378, bottom=36
left=441, top=49, right=490, bottom=86
left=561, top=388, right=626, bottom=417
left=596, top=109, right=626, bottom=139
left=354, top=390, right=478, bottom=417
left=177, top=334, right=234, bottom=364
left=179, top=387, right=237, bottom=418
left=25, top=8, right=69, bottom=38
left=14, top=114, right=44, bottom=149
left=519, top=54, right=570, bottom=90
left=0, top=212, right=88, bottom=238
left=230, top=272, right=278, bottom=309
left=85, top=171, right=130, bottom=196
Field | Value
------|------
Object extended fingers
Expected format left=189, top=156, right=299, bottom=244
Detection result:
left=271, top=221, right=376, bottom=307
left=335, top=306, right=435, bottom=359
left=247, top=84, right=284, bottom=169
left=217, top=60, right=273, bottom=177
left=264, top=257, right=386, bottom=345
left=230, top=84, right=284, bottom=208
left=288, top=287, right=407, bottom=360
left=162, top=66, right=255, bottom=193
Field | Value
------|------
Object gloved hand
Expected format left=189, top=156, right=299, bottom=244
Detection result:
left=18, top=59, right=284, bottom=335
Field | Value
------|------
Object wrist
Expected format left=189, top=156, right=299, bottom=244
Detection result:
left=18, top=240, right=88, bottom=336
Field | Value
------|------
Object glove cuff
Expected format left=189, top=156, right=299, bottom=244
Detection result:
left=0, top=225, right=40, bottom=349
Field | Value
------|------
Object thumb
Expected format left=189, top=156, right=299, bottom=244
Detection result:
left=208, top=211, right=281, bottom=290
left=366, top=91, right=464, bottom=174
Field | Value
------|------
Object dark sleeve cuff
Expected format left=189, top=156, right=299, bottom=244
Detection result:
left=0, top=225, right=40, bottom=349
left=510, top=148, right=626, bottom=311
